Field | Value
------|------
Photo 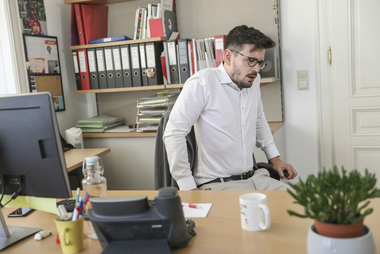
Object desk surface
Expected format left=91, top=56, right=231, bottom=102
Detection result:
left=2, top=190, right=379, bottom=253
left=64, top=148, right=111, bottom=172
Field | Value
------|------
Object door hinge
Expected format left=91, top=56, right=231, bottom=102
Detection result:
left=328, top=47, right=332, bottom=66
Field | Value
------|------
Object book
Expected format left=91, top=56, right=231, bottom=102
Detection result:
left=77, top=115, right=124, bottom=126
left=133, top=6, right=142, bottom=40
left=90, top=36, right=131, bottom=44
left=76, top=120, right=124, bottom=128
left=80, top=122, right=123, bottom=133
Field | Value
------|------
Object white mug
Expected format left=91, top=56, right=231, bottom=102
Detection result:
left=239, top=193, right=271, bottom=231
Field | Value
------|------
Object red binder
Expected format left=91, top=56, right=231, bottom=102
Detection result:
left=74, top=4, right=86, bottom=45
left=160, top=54, right=168, bottom=84
left=81, top=5, right=108, bottom=45
left=77, top=49, right=91, bottom=90
left=70, top=4, right=79, bottom=46
left=149, top=18, right=164, bottom=38
left=214, top=35, right=226, bottom=67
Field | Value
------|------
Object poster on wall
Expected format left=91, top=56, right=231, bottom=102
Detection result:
left=23, top=34, right=65, bottom=111
left=18, top=0, right=47, bottom=35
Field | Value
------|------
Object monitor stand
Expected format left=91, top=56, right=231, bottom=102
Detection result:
left=0, top=208, right=41, bottom=250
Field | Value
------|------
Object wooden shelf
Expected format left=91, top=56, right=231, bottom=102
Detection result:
left=75, top=85, right=167, bottom=94
left=64, top=0, right=133, bottom=5
left=83, top=122, right=284, bottom=138
left=83, top=130, right=156, bottom=138
left=75, top=78, right=277, bottom=94
left=70, top=37, right=166, bottom=50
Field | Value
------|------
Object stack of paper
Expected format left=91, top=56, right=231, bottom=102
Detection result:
left=137, top=93, right=179, bottom=107
left=76, top=115, right=124, bottom=133
left=136, top=93, right=178, bottom=132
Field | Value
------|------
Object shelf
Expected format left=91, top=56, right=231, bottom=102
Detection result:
left=260, top=77, right=276, bottom=83
left=64, top=0, right=133, bottom=5
left=70, top=37, right=166, bottom=50
left=83, top=122, right=284, bottom=138
left=75, top=85, right=167, bottom=94
left=83, top=130, right=156, bottom=138
left=75, top=78, right=277, bottom=94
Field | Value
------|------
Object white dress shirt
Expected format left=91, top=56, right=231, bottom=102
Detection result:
left=163, top=63, right=280, bottom=190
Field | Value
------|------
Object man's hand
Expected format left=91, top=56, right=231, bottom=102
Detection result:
left=270, top=157, right=297, bottom=180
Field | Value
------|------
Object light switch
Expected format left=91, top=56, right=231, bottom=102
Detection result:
left=297, top=69, right=309, bottom=90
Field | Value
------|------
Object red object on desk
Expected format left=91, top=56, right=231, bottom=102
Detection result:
left=56, top=233, right=60, bottom=244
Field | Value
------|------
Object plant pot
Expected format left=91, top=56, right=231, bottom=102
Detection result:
left=314, top=219, right=363, bottom=238
left=307, top=224, right=376, bottom=254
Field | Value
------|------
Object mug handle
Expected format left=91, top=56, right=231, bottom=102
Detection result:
left=61, top=228, right=71, bottom=246
left=259, top=204, right=271, bottom=230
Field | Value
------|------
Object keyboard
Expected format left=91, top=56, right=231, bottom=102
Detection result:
left=57, top=199, right=155, bottom=212
left=56, top=199, right=76, bottom=212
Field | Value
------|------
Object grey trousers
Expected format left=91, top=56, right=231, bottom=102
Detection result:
left=199, top=168, right=293, bottom=191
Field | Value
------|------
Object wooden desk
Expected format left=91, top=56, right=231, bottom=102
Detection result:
left=64, top=148, right=111, bottom=172
left=2, top=190, right=380, bottom=253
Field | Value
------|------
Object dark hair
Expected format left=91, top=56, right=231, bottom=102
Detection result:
left=224, top=25, right=275, bottom=53
left=27, top=3, right=37, bottom=11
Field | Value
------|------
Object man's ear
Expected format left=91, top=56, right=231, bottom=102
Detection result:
left=223, top=49, right=232, bottom=66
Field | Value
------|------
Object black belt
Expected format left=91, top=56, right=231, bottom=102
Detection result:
left=197, top=169, right=256, bottom=188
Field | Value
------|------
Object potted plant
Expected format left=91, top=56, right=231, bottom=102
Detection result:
left=287, top=166, right=380, bottom=254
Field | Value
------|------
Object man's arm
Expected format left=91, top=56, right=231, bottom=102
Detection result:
left=163, top=78, right=207, bottom=190
left=255, top=90, right=297, bottom=180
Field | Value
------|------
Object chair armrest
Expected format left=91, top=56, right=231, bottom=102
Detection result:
left=257, top=162, right=280, bottom=181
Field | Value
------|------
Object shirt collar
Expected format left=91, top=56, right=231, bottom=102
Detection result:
left=216, top=62, right=241, bottom=91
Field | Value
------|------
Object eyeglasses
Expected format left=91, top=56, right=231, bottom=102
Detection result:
left=231, top=50, right=266, bottom=69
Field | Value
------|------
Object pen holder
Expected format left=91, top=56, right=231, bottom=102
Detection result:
left=54, top=216, right=84, bottom=254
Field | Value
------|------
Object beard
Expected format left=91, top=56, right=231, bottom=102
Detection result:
left=230, top=62, right=258, bottom=89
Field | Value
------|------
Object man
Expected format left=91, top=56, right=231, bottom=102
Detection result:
left=163, top=25, right=297, bottom=191
left=27, top=3, right=38, bottom=21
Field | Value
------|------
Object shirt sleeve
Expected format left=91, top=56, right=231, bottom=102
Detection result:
left=163, top=77, right=207, bottom=190
left=255, top=93, right=280, bottom=160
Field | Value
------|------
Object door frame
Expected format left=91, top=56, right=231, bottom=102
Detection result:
left=316, top=0, right=334, bottom=170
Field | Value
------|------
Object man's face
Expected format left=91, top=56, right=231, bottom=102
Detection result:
left=29, top=5, right=37, bottom=20
left=230, top=45, right=265, bottom=89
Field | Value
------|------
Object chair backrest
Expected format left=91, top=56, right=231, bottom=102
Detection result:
left=154, top=112, right=280, bottom=189
left=154, top=111, right=197, bottom=190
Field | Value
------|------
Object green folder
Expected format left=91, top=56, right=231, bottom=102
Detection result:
left=77, top=115, right=124, bottom=127
left=80, top=122, right=123, bottom=133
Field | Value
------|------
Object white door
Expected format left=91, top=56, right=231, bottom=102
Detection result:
left=329, top=0, right=380, bottom=182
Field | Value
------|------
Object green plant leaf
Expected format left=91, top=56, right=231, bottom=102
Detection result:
left=286, top=165, right=380, bottom=224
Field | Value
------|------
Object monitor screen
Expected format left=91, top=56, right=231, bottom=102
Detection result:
left=0, top=92, right=71, bottom=198
left=0, top=92, right=72, bottom=250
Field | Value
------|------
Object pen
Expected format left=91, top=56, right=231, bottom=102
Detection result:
left=75, top=187, right=80, bottom=206
left=72, top=206, right=81, bottom=221
left=79, top=197, right=84, bottom=215
left=84, top=193, right=90, bottom=205
left=182, top=202, right=201, bottom=209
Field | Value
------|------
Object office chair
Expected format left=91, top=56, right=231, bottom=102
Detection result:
left=154, top=111, right=280, bottom=190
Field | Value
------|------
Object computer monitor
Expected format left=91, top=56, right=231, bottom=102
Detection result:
left=0, top=92, right=71, bottom=250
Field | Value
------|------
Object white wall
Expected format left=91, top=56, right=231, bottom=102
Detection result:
left=40, top=0, right=320, bottom=188
left=43, top=1, right=92, bottom=133
left=280, top=0, right=320, bottom=180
